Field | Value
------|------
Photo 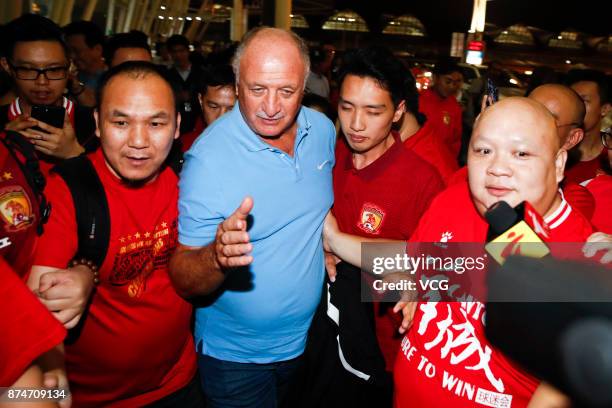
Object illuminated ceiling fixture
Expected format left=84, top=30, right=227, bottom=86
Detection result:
left=494, top=25, right=535, bottom=45
left=565, top=59, right=572, bottom=64
left=195, top=16, right=202, bottom=21
left=290, top=14, right=309, bottom=29
left=160, top=5, right=166, bottom=10
left=322, top=10, right=369, bottom=32
left=524, top=70, right=533, bottom=75
left=186, top=16, right=192, bottom=21
left=383, top=15, right=426, bottom=36
left=549, top=30, right=583, bottom=49
left=206, top=4, right=232, bottom=23
left=158, top=15, right=164, bottom=19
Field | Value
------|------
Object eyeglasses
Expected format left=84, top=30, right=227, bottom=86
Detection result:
left=602, top=130, right=612, bottom=150
left=8, top=62, right=69, bottom=80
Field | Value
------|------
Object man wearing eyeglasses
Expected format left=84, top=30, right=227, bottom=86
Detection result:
left=0, top=14, right=96, bottom=165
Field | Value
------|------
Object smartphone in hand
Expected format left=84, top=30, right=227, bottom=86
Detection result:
left=31, top=104, right=66, bottom=130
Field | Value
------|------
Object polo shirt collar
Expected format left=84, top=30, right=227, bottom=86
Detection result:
left=234, top=103, right=312, bottom=153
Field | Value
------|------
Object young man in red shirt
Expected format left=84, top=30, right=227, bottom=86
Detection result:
left=393, top=97, right=595, bottom=408
left=1, top=14, right=97, bottom=167
left=327, top=46, right=443, bottom=396
left=180, top=64, right=236, bottom=152
left=399, top=82, right=458, bottom=183
left=419, top=59, right=463, bottom=159
left=27, top=62, right=199, bottom=407
left=566, top=69, right=611, bottom=184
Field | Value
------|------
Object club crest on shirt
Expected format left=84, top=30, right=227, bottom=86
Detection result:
left=0, top=186, right=34, bottom=231
left=440, top=231, right=453, bottom=242
left=357, top=204, right=385, bottom=235
left=442, top=111, right=451, bottom=125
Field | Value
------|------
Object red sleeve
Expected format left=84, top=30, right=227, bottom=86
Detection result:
left=562, top=182, right=595, bottom=220
left=32, top=172, right=78, bottom=269
left=0, top=258, right=66, bottom=386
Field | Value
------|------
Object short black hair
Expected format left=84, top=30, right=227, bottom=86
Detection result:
left=96, top=61, right=177, bottom=111
left=166, top=34, right=190, bottom=50
left=338, top=46, right=423, bottom=123
left=566, top=69, right=610, bottom=105
left=433, top=57, right=462, bottom=76
left=63, top=20, right=105, bottom=48
left=5, top=14, right=68, bottom=60
left=104, top=32, right=151, bottom=65
left=197, top=64, right=235, bottom=94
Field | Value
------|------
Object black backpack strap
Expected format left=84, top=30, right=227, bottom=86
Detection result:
left=51, top=155, right=110, bottom=268
left=3, top=131, right=50, bottom=234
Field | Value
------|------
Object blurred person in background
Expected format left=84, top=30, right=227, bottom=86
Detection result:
left=166, top=34, right=206, bottom=135
left=419, top=57, right=463, bottom=159
left=566, top=69, right=611, bottom=183
left=180, top=64, right=236, bottom=152
left=105, top=32, right=152, bottom=68
left=63, top=20, right=107, bottom=107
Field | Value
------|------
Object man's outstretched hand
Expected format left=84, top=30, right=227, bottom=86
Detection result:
left=215, top=197, right=254, bottom=269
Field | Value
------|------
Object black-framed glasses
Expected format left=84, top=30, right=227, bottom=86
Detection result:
left=8, top=62, right=69, bottom=80
left=602, top=130, right=612, bottom=150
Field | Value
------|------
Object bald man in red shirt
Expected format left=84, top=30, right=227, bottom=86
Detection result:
left=394, top=97, right=595, bottom=408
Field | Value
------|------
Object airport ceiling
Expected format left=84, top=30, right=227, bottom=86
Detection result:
left=201, top=0, right=610, bottom=40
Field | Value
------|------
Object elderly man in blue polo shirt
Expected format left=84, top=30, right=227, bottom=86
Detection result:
left=169, top=27, right=335, bottom=407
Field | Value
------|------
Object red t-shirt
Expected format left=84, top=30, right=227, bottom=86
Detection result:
left=418, top=89, right=462, bottom=158
left=333, top=132, right=444, bottom=370
left=403, top=122, right=459, bottom=184
left=0, top=257, right=65, bottom=386
left=333, top=132, right=444, bottom=239
left=394, top=181, right=594, bottom=408
left=447, top=166, right=596, bottom=221
left=33, top=149, right=196, bottom=407
left=564, top=147, right=608, bottom=185
left=585, top=174, right=612, bottom=233
left=0, top=136, right=41, bottom=277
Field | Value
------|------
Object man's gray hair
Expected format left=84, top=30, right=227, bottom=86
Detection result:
left=231, top=26, right=310, bottom=88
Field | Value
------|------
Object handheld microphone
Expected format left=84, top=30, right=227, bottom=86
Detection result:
left=484, top=201, right=550, bottom=265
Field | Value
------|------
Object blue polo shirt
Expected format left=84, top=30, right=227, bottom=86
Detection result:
left=178, top=104, right=335, bottom=363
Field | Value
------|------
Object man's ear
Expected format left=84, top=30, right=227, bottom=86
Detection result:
left=1, top=57, right=11, bottom=74
left=393, top=100, right=406, bottom=123
left=563, top=128, right=584, bottom=150
left=174, top=112, right=181, bottom=140
left=93, top=109, right=101, bottom=139
left=555, top=149, right=568, bottom=184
